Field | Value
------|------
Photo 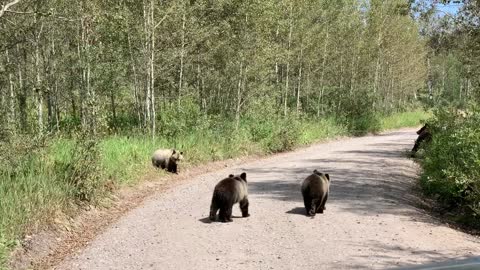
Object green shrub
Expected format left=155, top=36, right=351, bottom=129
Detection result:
left=300, top=118, right=348, bottom=144
left=263, top=115, right=302, bottom=153
left=337, top=89, right=381, bottom=135
left=60, top=138, right=104, bottom=202
left=420, top=106, right=480, bottom=217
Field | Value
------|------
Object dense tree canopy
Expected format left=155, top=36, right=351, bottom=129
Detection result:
left=0, top=0, right=427, bottom=137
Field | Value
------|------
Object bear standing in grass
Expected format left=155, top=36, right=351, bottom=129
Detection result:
left=151, top=149, right=184, bottom=174
left=209, top=172, right=249, bottom=222
left=301, top=170, right=330, bottom=217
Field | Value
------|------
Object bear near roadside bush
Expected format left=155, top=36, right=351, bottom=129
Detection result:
left=411, top=124, right=432, bottom=156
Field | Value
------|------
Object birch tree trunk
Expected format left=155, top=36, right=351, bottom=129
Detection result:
left=34, top=13, right=44, bottom=134
left=284, top=3, right=293, bottom=117
left=16, top=39, right=27, bottom=132
left=296, top=46, right=303, bottom=114
left=127, top=33, right=142, bottom=126
left=235, top=61, right=243, bottom=131
left=317, top=28, right=329, bottom=117
left=178, top=7, right=186, bottom=108
left=149, top=0, right=156, bottom=138
left=5, top=49, right=15, bottom=132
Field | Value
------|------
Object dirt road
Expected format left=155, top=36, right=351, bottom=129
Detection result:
left=56, top=128, right=480, bottom=270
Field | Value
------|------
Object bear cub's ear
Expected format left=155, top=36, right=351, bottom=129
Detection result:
left=240, top=172, right=247, bottom=181
left=172, top=149, right=176, bottom=154
left=325, top=174, right=330, bottom=181
left=228, top=174, right=234, bottom=178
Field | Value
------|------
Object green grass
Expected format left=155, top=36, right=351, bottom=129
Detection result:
left=300, top=118, right=348, bottom=145
left=0, top=153, right=71, bottom=268
left=381, top=110, right=432, bottom=131
left=0, top=110, right=429, bottom=268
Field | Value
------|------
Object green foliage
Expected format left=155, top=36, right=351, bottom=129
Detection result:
left=0, top=137, right=70, bottom=268
left=60, top=138, right=104, bottom=202
left=337, top=90, right=381, bottom=136
left=420, top=106, right=480, bottom=219
left=0, top=0, right=433, bottom=265
left=300, top=118, right=348, bottom=145
left=158, top=98, right=207, bottom=138
left=263, top=115, right=302, bottom=153
left=381, top=110, right=432, bottom=130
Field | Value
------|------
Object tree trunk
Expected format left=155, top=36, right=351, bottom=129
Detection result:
left=150, top=0, right=156, bottom=138
left=127, top=33, right=142, bottom=126
left=235, top=61, right=243, bottom=131
left=34, top=13, right=45, bottom=134
left=284, top=3, right=293, bottom=117
left=317, top=28, right=329, bottom=117
left=178, top=8, right=186, bottom=108
left=16, top=41, right=27, bottom=132
left=296, top=46, right=303, bottom=114
left=5, top=49, right=15, bottom=132
left=143, top=0, right=151, bottom=130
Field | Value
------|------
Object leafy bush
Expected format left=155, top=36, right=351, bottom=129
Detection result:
left=337, top=89, right=381, bottom=135
left=420, top=106, right=480, bottom=217
left=59, top=137, right=104, bottom=202
left=263, top=115, right=302, bottom=153
left=157, top=98, right=207, bottom=138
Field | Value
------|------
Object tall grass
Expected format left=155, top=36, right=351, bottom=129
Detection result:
left=0, top=110, right=427, bottom=267
left=381, top=110, right=431, bottom=131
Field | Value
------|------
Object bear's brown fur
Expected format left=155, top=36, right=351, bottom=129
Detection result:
left=151, top=149, right=184, bottom=174
left=301, top=170, right=330, bottom=216
left=209, top=172, right=249, bottom=222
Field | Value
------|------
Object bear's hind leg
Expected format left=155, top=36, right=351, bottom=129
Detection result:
left=225, top=205, right=233, bottom=222
left=209, top=200, right=219, bottom=221
left=239, top=198, right=250, bottom=217
left=316, top=193, right=328, bottom=213
left=310, top=198, right=320, bottom=216
left=219, top=205, right=233, bottom=223
left=303, top=196, right=312, bottom=216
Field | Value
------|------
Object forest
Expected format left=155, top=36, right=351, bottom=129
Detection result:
left=0, top=0, right=478, bottom=267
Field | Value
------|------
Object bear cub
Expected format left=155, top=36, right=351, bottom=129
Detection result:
left=209, top=172, right=249, bottom=222
left=151, top=149, right=184, bottom=174
left=301, top=170, right=330, bottom=217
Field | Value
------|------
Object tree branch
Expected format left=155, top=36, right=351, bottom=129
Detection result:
left=0, top=0, right=22, bottom=18
left=154, top=5, right=176, bottom=29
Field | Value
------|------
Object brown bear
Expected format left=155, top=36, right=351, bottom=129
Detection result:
left=151, top=149, right=184, bottom=174
left=209, top=172, right=249, bottom=222
left=411, top=124, right=432, bottom=156
left=301, top=170, right=330, bottom=216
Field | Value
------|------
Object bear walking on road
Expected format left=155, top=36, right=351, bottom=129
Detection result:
left=209, top=172, right=249, bottom=222
left=301, top=170, right=330, bottom=217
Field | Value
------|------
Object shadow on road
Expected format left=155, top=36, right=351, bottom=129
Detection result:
left=285, top=207, right=307, bottom=216
left=332, top=240, right=472, bottom=269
